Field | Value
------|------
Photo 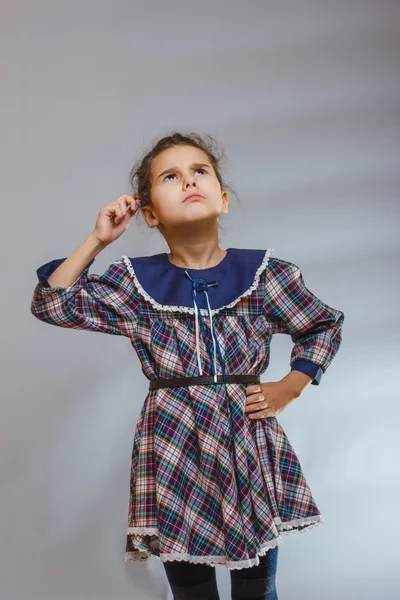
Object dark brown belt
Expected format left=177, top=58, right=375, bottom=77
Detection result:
left=149, top=374, right=260, bottom=390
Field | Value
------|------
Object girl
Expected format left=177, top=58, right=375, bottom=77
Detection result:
left=31, top=132, right=344, bottom=600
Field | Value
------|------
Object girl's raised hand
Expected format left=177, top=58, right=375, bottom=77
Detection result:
left=92, top=194, right=141, bottom=245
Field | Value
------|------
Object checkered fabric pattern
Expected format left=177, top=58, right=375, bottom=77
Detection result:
left=31, top=251, right=344, bottom=570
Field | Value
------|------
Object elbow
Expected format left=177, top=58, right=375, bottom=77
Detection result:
left=30, top=298, right=45, bottom=322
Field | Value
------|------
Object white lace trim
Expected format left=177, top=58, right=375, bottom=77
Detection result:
left=121, top=248, right=274, bottom=316
left=124, top=514, right=324, bottom=569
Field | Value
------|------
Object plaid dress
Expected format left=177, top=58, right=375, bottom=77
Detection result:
left=31, top=247, right=344, bottom=570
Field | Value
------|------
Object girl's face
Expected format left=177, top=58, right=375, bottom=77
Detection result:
left=142, top=145, right=228, bottom=231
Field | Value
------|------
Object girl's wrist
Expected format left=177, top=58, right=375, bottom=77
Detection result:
left=279, top=370, right=313, bottom=398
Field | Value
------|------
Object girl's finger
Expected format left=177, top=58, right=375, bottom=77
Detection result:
left=124, top=194, right=141, bottom=211
left=247, top=385, right=261, bottom=394
left=244, top=396, right=265, bottom=414
left=246, top=392, right=264, bottom=406
left=247, top=401, right=273, bottom=418
left=116, top=197, right=135, bottom=220
left=249, top=409, right=273, bottom=419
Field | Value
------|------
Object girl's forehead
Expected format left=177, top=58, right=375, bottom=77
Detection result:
left=152, top=145, right=210, bottom=172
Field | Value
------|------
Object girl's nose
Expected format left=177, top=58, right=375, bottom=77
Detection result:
left=184, top=182, right=195, bottom=190
left=184, top=175, right=197, bottom=188
left=182, top=170, right=197, bottom=188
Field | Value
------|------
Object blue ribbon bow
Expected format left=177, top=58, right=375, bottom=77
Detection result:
left=185, top=270, right=227, bottom=383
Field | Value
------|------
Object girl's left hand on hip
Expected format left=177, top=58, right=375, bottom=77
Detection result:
left=244, top=381, right=299, bottom=419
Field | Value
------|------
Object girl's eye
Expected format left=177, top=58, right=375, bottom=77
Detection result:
left=163, top=168, right=207, bottom=181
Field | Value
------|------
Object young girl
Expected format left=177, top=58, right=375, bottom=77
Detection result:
left=31, top=132, right=344, bottom=600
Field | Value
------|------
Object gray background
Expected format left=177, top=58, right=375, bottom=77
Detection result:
left=1, top=0, right=399, bottom=598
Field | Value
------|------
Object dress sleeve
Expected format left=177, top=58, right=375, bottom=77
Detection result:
left=30, top=256, right=140, bottom=337
left=265, top=257, right=345, bottom=385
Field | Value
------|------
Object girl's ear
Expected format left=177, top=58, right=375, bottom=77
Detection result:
left=222, top=190, right=229, bottom=213
left=141, top=205, right=160, bottom=229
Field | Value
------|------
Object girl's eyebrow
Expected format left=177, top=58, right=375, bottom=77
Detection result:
left=157, top=163, right=210, bottom=180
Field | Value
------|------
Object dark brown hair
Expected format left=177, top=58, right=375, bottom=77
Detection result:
left=129, top=131, right=238, bottom=226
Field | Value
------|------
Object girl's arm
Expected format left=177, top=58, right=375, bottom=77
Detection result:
left=30, top=241, right=139, bottom=338
left=266, top=257, right=345, bottom=388
left=46, top=233, right=107, bottom=288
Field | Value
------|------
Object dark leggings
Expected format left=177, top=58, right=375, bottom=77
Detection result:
left=162, top=546, right=279, bottom=600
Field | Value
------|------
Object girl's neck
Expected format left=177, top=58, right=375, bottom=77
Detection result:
left=166, top=245, right=227, bottom=270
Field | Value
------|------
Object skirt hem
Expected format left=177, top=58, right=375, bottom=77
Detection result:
left=124, top=513, right=324, bottom=570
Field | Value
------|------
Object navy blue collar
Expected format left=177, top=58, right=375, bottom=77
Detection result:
left=122, top=247, right=272, bottom=312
